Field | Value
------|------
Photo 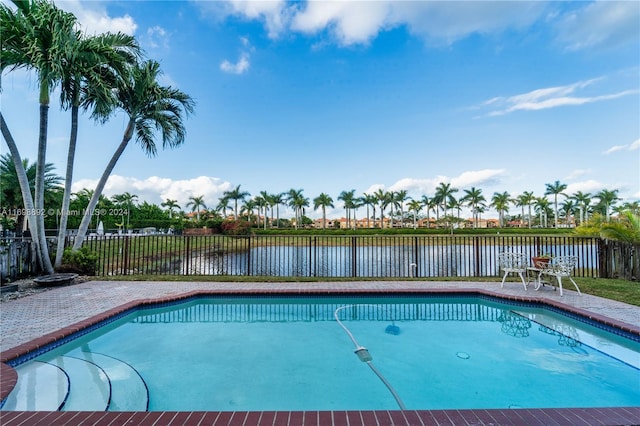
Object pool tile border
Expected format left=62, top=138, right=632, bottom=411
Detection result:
left=1, top=287, right=639, bottom=426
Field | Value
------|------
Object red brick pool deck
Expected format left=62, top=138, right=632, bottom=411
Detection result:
left=1, top=280, right=639, bottom=425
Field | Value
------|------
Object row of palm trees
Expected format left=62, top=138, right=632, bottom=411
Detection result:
left=1, top=0, right=194, bottom=273
left=175, top=181, right=634, bottom=230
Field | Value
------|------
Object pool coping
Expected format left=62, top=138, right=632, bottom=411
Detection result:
left=1, top=287, right=639, bottom=425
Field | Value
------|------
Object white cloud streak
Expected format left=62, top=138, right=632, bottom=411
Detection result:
left=604, top=138, right=640, bottom=155
left=480, top=78, right=638, bottom=117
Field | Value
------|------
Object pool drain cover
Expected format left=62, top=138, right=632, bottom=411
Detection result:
left=456, top=352, right=470, bottom=359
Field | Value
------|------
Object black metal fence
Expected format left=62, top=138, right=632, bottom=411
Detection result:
left=79, top=234, right=603, bottom=279
left=3, top=234, right=636, bottom=281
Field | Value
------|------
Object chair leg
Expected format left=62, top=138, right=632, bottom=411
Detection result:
left=518, top=272, right=527, bottom=290
left=500, top=272, right=508, bottom=288
left=556, top=276, right=563, bottom=297
left=568, top=276, right=582, bottom=296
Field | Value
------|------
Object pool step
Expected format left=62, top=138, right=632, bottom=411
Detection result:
left=74, top=352, right=148, bottom=411
left=2, top=353, right=149, bottom=412
left=1, top=361, right=69, bottom=411
left=48, top=356, right=110, bottom=411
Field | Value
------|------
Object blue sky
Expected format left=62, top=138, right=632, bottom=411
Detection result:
left=2, top=0, right=639, bottom=219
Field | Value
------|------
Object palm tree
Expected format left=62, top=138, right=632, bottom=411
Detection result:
left=545, top=180, right=568, bottom=228
left=54, top=31, right=140, bottom=267
left=338, top=189, right=356, bottom=229
left=361, top=193, right=377, bottom=229
left=515, top=191, right=536, bottom=228
left=560, top=199, right=577, bottom=227
left=434, top=182, right=458, bottom=221
left=461, top=187, right=485, bottom=229
left=392, top=190, right=409, bottom=228
left=223, top=184, right=250, bottom=219
left=374, top=189, right=391, bottom=229
left=535, top=197, right=552, bottom=228
left=313, top=193, right=334, bottom=230
left=0, top=154, right=61, bottom=233
left=1, top=0, right=77, bottom=273
left=420, top=195, right=436, bottom=228
left=287, top=189, right=309, bottom=229
left=240, top=198, right=257, bottom=224
left=112, top=192, right=137, bottom=230
left=186, top=195, right=206, bottom=221
left=572, top=191, right=592, bottom=225
left=72, top=60, right=195, bottom=249
left=594, top=189, right=620, bottom=222
left=216, top=196, right=232, bottom=218
left=491, top=191, right=511, bottom=227
left=271, top=192, right=286, bottom=228
left=407, top=199, right=422, bottom=229
left=161, top=199, right=180, bottom=219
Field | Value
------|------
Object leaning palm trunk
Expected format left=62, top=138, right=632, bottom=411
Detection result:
left=1, top=113, right=50, bottom=272
left=73, top=120, right=134, bottom=250
left=54, top=105, right=79, bottom=267
left=35, top=104, right=54, bottom=273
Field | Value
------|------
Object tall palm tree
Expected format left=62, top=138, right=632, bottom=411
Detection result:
left=161, top=199, right=180, bottom=219
left=407, top=199, right=422, bottom=229
left=434, top=182, right=458, bottom=221
left=287, top=189, right=306, bottom=229
left=491, top=191, right=511, bottom=227
left=258, top=190, right=272, bottom=228
left=54, top=31, right=140, bottom=267
left=572, top=191, right=592, bottom=225
left=361, top=193, right=377, bottom=229
left=515, top=191, right=536, bottom=228
left=545, top=180, right=568, bottom=228
left=461, top=187, right=485, bottom=229
left=535, top=197, right=552, bottom=228
left=240, top=198, right=257, bottom=224
left=595, top=189, right=620, bottom=222
left=223, top=184, right=250, bottom=219
left=313, top=193, right=334, bottom=230
left=374, top=189, right=391, bottom=228
left=271, top=192, right=286, bottom=228
left=186, top=195, right=206, bottom=221
left=420, top=195, right=436, bottom=228
left=392, top=190, right=409, bottom=228
left=73, top=60, right=195, bottom=249
left=1, top=0, right=77, bottom=273
left=338, top=189, right=356, bottom=229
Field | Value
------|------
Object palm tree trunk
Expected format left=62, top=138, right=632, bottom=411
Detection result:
left=55, top=104, right=79, bottom=267
left=1, top=113, right=51, bottom=273
left=73, top=119, right=134, bottom=250
left=35, top=104, right=54, bottom=274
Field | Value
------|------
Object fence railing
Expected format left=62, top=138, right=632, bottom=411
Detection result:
left=3, top=234, right=637, bottom=281
left=79, top=234, right=603, bottom=279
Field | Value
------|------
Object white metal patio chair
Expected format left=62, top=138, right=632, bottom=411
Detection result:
left=498, top=252, right=528, bottom=290
left=539, top=255, right=582, bottom=297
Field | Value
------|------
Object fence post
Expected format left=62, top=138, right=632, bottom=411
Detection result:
left=122, top=236, right=130, bottom=275
left=474, top=236, right=481, bottom=277
left=413, top=236, right=419, bottom=278
left=247, top=236, right=252, bottom=276
left=598, top=238, right=608, bottom=278
left=351, top=236, right=357, bottom=278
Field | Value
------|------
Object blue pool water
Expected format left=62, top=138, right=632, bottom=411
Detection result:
left=2, top=295, right=639, bottom=411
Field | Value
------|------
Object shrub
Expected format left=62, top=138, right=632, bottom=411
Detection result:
left=59, top=247, right=99, bottom=275
left=221, top=219, right=250, bottom=236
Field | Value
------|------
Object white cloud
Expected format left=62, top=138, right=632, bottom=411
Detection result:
left=220, top=53, right=251, bottom=75
left=480, top=77, right=638, bottom=117
left=144, top=26, right=170, bottom=49
left=565, top=179, right=608, bottom=195
left=71, top=175, right=233, bottom=210
left=203, top=0, right=548, bottom=47
left=220, top=37, right=255, bottom=75
left=564, top=169, right=591, bottom=180
left=556, top=1, right=640, bottom=51
left=604, top=138, right=640, bottom=155
left=58, top=0, right=137, bottom=35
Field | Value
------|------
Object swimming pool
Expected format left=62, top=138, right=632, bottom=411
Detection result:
left=2, top=295, right=639, bottom=412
